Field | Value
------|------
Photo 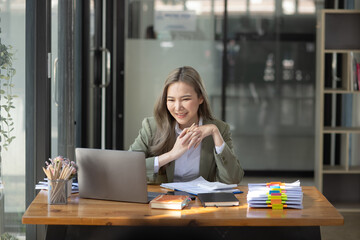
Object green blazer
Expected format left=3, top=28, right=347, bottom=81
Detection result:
left=129, top=117, right=244, bottom=184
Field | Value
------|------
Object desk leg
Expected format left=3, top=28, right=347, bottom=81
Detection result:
left=45, top=225, right=67, bottom=240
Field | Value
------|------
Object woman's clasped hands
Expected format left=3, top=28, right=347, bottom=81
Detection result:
left=178, top=123, right=201, bottom=149
left=179, top=123, right=218, bottom=149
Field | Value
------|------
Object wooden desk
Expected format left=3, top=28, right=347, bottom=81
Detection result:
left=23, top=186, right=343, bottom=239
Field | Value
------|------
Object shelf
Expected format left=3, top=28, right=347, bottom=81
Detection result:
left=324, top=49, right=360, bottom=53
left=323, top=127, right=360, bottom=133
left=350, top=166, right=360, bottom=172
left=331, top=202, right=360, bottom=212
left=324, top=11, right=360, bottom=50
left=316, top=10, right=360, bottom=206
left=322, top=9, right=360, bottom=14
left=323, top=165, right=346, bottom=173
left=324, top=89, right=360, bottom=94
left=323, top=165, right=360, bottom=174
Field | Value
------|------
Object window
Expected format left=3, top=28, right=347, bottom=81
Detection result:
left=0, top=0, right=26, bottom=238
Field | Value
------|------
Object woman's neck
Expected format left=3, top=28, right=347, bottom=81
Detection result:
left=178, top=117, right=200, bottom=130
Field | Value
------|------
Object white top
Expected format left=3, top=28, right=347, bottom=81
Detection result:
left=154, top=118, right=225, bottom=182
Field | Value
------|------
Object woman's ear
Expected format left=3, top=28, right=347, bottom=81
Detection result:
left=199, top=96, right=204, bottom=105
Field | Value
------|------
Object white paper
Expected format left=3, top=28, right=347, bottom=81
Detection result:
left=154, top=11, right=197, bottom=32
left=160, top=177, right=239, bottom=195
left=246, top=180, right=303, bottom=209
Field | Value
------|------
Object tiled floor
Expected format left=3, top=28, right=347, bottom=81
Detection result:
left=242, top=176, right=360, bottom=240
left=321, top=212, right=360, bottom=240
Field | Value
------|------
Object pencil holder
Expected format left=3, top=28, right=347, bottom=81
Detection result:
left=48, top=179, right=68, bottom=205
left=67, top=178, right=73, bottom=197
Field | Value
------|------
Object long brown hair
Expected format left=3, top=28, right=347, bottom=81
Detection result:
left=149, top=66, right=214, bottom=156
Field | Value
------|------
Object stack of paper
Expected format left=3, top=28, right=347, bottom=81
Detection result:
left=247, top=180, right=303, bottom=209
left=160, top=176, right=241, bottom=195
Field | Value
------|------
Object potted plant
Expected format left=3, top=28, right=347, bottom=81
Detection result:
left=0, top=42, right=17, bottom=236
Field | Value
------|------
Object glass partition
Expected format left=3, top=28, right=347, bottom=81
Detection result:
left=125, top=0, right=322, bottom=171
left=224, top=0, right=320, bottom=170
left=125, top=0, right=224, bottom=147
left=51, top=0, right=59, bottom=158
left=0, top=0, right=26, bottom=238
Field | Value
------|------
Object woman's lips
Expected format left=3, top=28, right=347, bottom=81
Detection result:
left=175, top=113, right=187, bottom=119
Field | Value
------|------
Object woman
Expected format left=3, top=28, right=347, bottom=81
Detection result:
left=129, top=66, right=244, bottom=184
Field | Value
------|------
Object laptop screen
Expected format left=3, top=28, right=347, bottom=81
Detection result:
left=76, top=148, right=148, bottom=203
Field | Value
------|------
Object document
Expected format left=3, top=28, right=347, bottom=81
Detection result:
left=160, top=177, right=241, bottom=195
left=197, top=181, right=238, bottom=191
left=247, top=180, right=303, bottom=209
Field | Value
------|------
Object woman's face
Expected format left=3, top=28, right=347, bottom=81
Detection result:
left=166, top=82, right=204, bottom=129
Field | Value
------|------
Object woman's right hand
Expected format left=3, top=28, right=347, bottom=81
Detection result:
left=158, top=125, right=200, bottom=168
left=170, top=130, right=194, bottom=159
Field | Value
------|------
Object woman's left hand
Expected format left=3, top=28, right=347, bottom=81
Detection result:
left=180, top=124, right=224, bottom=149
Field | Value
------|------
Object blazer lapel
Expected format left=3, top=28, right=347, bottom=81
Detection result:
left=199, top=119, right=215, bottom=180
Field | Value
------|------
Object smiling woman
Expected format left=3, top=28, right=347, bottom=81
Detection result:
left=129, top=66, right=244, bottom=185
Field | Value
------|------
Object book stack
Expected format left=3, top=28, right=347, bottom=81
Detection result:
left=247, top=180, right=303, bottom=209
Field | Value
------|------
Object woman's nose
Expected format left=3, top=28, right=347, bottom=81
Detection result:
left=175, top=101, right=183, bottom=110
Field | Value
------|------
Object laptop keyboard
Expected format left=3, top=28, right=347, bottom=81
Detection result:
left=147, top=192, right=164, bottom=202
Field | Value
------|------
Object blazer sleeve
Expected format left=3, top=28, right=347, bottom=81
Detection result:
left=214, top=122, right=244, bottom=184
left=128, top=118, right=158, bottom=183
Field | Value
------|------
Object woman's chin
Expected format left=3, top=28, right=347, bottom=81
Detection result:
left=175, top=118, right=189, bottom=126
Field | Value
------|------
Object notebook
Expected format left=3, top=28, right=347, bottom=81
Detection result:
left=76, top=148, right=161, bottom=203
left=197, top=192, right=240, bottom=207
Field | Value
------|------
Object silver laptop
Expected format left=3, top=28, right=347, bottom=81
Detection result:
left=76, top=148, right=161, bottom=203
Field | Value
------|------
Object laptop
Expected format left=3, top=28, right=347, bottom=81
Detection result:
left=75, top=148, right=161, bottom=203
